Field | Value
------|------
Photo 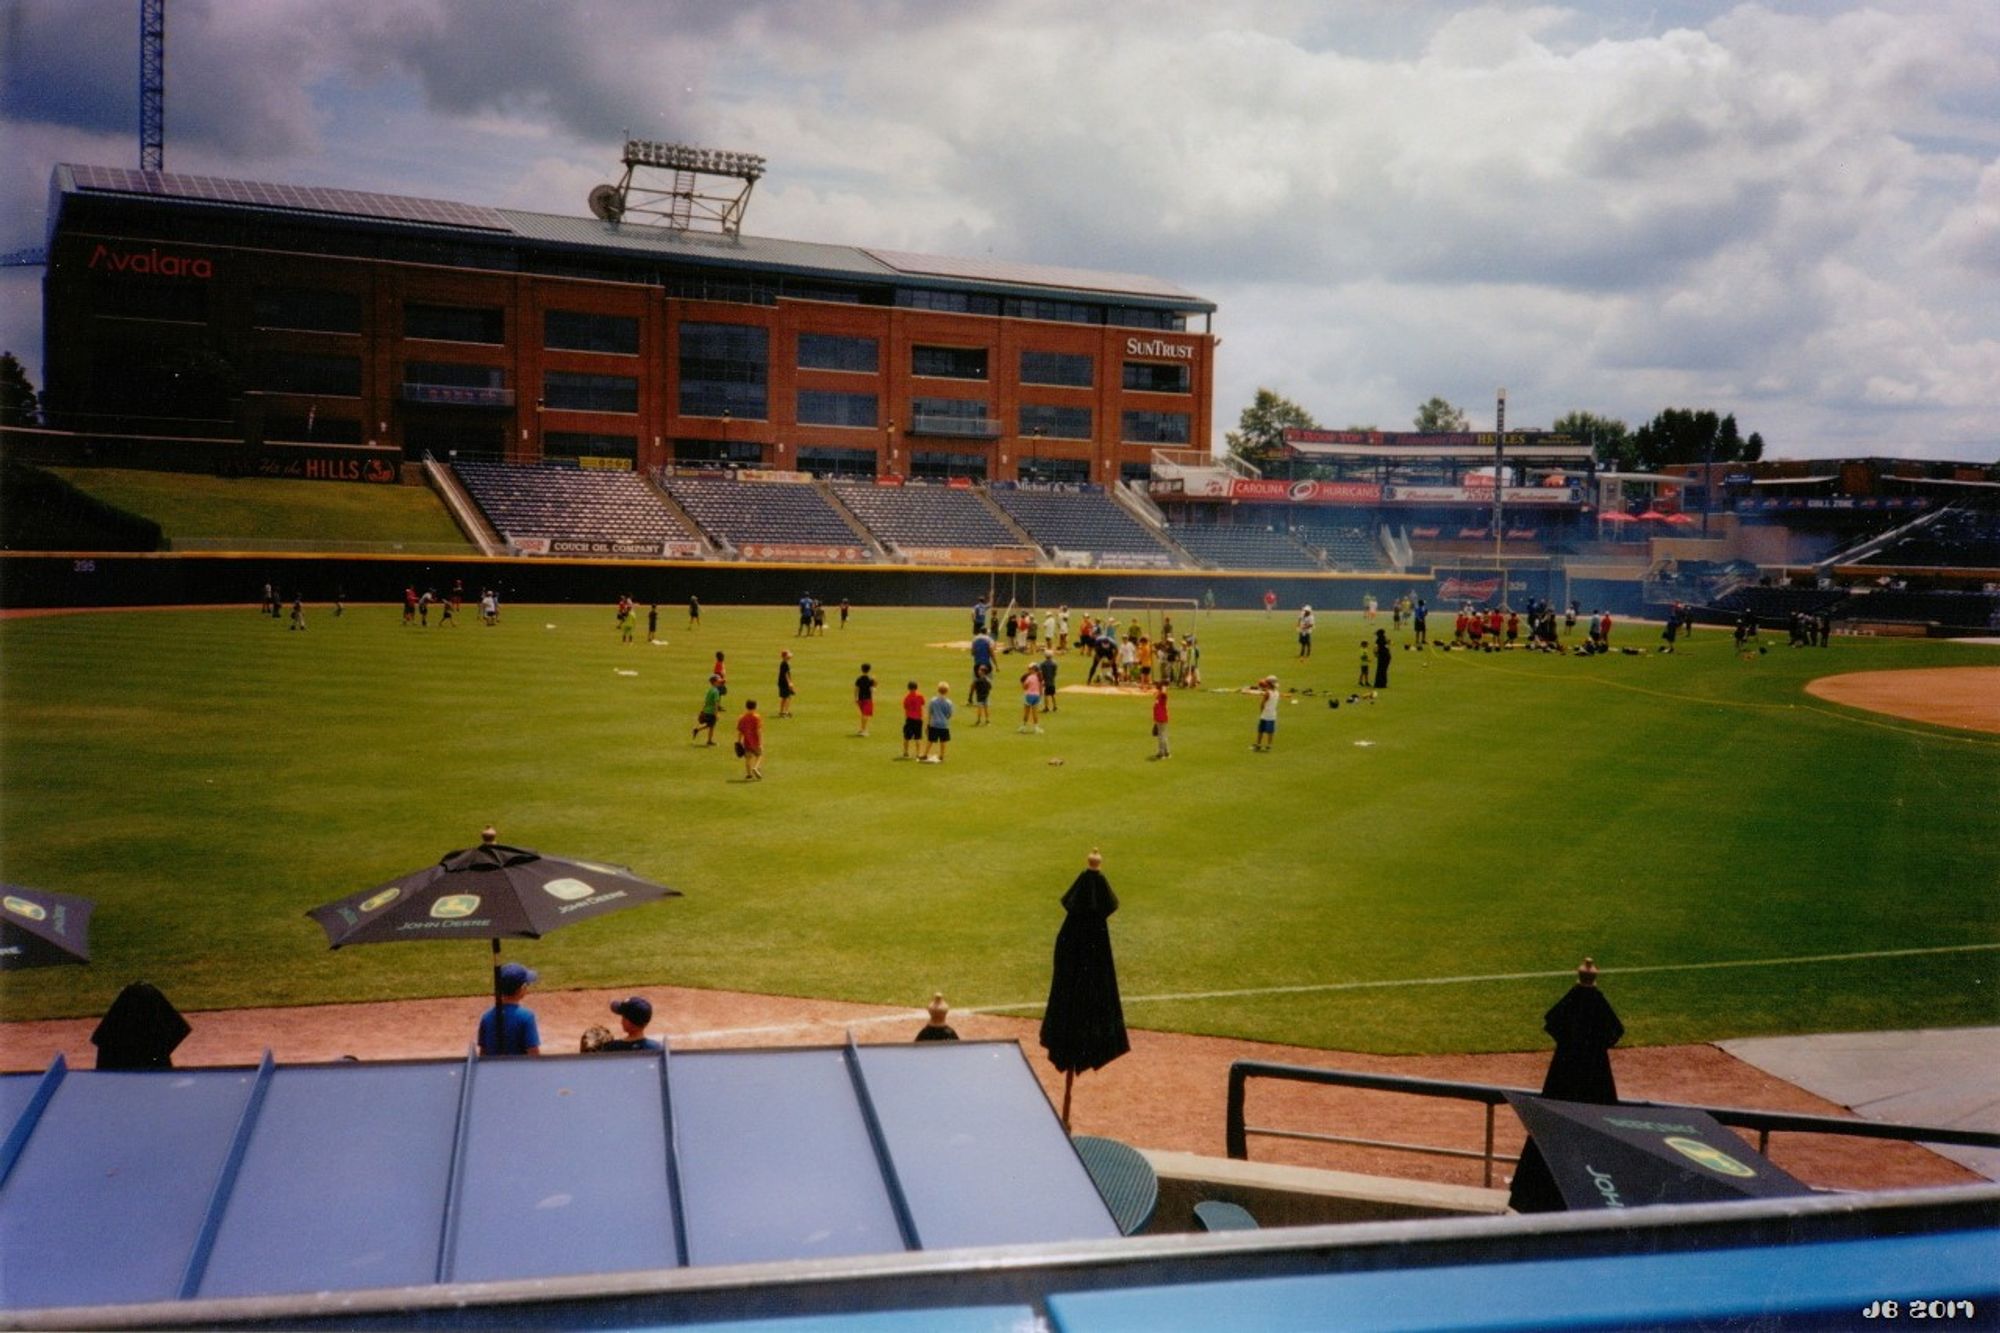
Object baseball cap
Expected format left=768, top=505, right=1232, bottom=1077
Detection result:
left=610, top=995, right=653, bottom=1026
left=497, top=962, right=537, bottom=995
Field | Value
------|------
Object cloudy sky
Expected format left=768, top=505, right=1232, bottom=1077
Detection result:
left=4, top=0, right=1996, bottom=460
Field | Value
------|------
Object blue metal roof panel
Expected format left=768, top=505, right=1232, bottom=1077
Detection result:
left=498, top=210, right=899, bottom=281
left=857, top=1043, right=1118, bottom=1249
left=0, top=1068, right=255, bottom=1308
left=0, top=1072, right=40, bottom=1139
left=1044, top=1229, right=2000, bottom=1333
left=196, top=1062, right=464, bottom=1298
left=626, top=1307, right=1043, bottom=1333
left=671, top=1049, right=906, bottom=1267
left=450, top=1054, right=679, bottom=1283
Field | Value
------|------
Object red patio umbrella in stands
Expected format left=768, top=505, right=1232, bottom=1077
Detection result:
left=1039, top=849, right=1130, bottom=1129
left=307, top=827, right=679, bottom=1048
left=1663, top=511, right=1698, bottom=526
left=1598, top=511, right=1636, bottom=523
left=1637, top=510, right=1670, bottom=523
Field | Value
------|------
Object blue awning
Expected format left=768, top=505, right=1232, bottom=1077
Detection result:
left=0, top=1040, right=1116, bottom=1312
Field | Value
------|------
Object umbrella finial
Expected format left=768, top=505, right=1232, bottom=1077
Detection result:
left=928, top=991, right=949, bottom=1024
left=481, top=824, right=499, bottom=844
left=1577, top=956, right=1599, bottom=985
left=1086, top=848, right=1103, bottom=869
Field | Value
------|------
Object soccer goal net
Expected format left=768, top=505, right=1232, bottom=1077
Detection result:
left=1103, top=595, right=1202, bottom=637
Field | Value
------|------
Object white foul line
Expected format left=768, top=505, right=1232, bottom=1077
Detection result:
left=971, top=941, right=2000, bottom=1014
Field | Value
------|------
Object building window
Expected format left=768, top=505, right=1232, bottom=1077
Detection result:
left=252, top=286, right=358, bottom=333
left=95, top=278, right=209, bottom=324
left=797, top=390, right=880, bottom=429
left=1019, top=350, right=1094, bottom=388
left=404, top=303, right=504, bottom=344
left=1121, top=410, right=1190, bottom=444
left=544, top=309, right=639, bottom=355
left=1121, top=462, right=1154, bottom=484
left=1021, top=457, right=1092, bottom=484
left=912, top=345, right=989, bottom=380
left=406, top=362, right=504, bottom=390
left=1123, top=361, right=1191, bottom=394
left=665, top=274, right=776, bottom=305
left=896, top=289, right=1000, bottom=316
left=673, top=438, right=764, bottom=465
left=265, top=414, right=362, bottom=444
left=797, top=447, right=878, bottom=478
left=1018, top=403, right=1093, bottom=440
left=256, top=351, right=361, bottom=397
left=544, top=371, right=639, bottom=414
left=1107, top=307, right=1188, bottom=331
left=1005, top=298, right=1098, bottom=325
left=910, top=396, right=996, bottom=438
left=678, top=321, right=768, bottom=419
left=797, top=333, right=879, bottom=373
left=544, top=431, right=638, bottom=463
left=911, top=450, right=988, bottom=480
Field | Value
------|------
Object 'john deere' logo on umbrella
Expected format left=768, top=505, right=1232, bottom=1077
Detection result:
left=359, top=888, right=401, bottom=913
left=542, top=878, right=596, bottom=902
left=430, top=895, right=481, bottom=919
left=3, top=896, right=47, bottom=922
left=1663, top=1136, right=1757, bottom=1178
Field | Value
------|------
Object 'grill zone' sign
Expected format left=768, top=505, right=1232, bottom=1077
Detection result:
left=87, top=243, right=213, bottom=279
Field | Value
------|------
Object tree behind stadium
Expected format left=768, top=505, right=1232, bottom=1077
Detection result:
left=1226, top=387, right=1319, bottom=472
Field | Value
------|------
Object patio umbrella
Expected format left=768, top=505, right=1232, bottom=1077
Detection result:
left=1598, top=511, right=1636, bottom=524
left=1663, top=511, right=1697, bottom=526
left=307, top=828, right=680, bottom=1030
left=1636, top=510, right=1670, bottom=522
left=1039, top=850, right=1129, bottom=1128
left=0, top=885, right=93, bottom=969
left=1506, top=1093, right=1810, bottom=1209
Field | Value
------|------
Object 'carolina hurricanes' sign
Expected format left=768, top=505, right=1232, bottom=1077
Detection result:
left=88, top=243, right=213, bottom=279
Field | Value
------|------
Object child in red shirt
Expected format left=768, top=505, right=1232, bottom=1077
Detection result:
left=900, top=681, right=926, bottom=759
left=735, top=699, right=764, bottom=781
left=1150, top=684, right=1171, bottom=760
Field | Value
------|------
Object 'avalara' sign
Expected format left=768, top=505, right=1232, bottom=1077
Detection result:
left=88, top=243, right=213, bottom=279
left=1124, top=337, right=1196, bottom=360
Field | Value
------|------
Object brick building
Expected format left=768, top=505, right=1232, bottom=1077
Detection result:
left=40, top=165, right=1215, bottom=484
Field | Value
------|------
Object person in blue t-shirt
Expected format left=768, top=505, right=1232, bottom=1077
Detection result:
left=477, top=962, right=542, bottom=1056
left=599, top=995, right=664, bottom=1052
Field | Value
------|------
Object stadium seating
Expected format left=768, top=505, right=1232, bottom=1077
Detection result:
left=452, top=461, right=696, bottom=548
left=1712, top=586, right=1849, bottom=619
left=829, top=482, right=1032, bottom=558
left=659, top=474, right=867, bottom=553
left=1841, top=589, right=2000, bottom=628
left=1855, top=507, right=2000, bottom=569
left=1164, top=524, right=1324, bottom=571
left=1289, top=523, right=1386, bottom=570
left=986, top=488, right=1177, bottom=565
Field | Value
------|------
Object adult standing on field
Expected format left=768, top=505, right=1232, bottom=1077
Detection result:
left=1414, top=598, right=1429, bottom=648
left=688, top=595, right=701, bottom=629
left=1374, top=629, right=1393, bottom=689
left=777, top=650, right=796, bottom=718
left=1297, top=605, right=1316, bottom=659
left=1263, top=589, right=1278, bottom=616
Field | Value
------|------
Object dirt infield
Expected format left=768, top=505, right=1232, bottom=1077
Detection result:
left=1, top=985, right=1974, bottom=1194
left=1806, top=666, right=2000, bottom=735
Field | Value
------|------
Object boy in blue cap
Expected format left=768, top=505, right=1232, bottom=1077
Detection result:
left=477, top=962, right=541, bottom=1056
left=601, top=996, right=663, bottom=1052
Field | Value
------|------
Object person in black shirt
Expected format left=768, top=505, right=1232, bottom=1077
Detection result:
left=854, top=663, right=877, bottom=737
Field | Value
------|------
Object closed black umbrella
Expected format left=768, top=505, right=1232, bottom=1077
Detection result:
left=1509, top=957, right=1623, bottom=1212
left=307, top=829, right=680, bottom=1024
left=1039, top=850, right=1129, bottom=1128
left=0, top=885, right=93, bottom=970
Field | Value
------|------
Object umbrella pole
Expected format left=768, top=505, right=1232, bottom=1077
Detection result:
left=490, top=938, right=504, bottom=1055
left=1061, top=1070, right=1074, bottom=1130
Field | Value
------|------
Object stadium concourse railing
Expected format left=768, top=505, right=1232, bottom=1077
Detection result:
left=1225, top=1061, right=2000, bottom=1189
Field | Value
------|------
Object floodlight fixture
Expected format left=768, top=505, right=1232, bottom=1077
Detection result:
left=588, top=138, right=768, bottom=236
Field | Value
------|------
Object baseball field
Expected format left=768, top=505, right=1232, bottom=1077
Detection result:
left=2, top=601, right=1995, bottom=1054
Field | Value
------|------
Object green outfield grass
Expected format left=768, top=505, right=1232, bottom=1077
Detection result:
left=46, top=468, right=472, bottom=548
left=2, top=602, right=1995, bottom=1053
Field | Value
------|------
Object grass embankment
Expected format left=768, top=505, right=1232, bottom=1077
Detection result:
left=2, top=604, right=1994, bottom=1052
left=46, top=467, right=471, bottom=548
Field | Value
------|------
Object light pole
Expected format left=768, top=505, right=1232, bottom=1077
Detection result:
left=1493, top=388, right=1507, bottom=600
left=884, top=421, right=898, bottom=477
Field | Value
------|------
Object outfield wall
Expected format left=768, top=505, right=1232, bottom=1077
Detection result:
left=0, top=552, right=1442, bottom=614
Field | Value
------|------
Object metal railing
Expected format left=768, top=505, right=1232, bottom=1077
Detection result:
left=1226, top=1060, right=2000, bottom=1190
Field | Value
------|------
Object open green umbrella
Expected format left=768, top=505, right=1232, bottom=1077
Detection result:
left=307, top=831, right=679, bottom=1032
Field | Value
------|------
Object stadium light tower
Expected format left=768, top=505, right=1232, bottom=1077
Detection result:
left=1493, top=388, right=1506, bottom=585
left=586, top=139, right=767, bottom=236
left=139, top=0, right=165, bottom=172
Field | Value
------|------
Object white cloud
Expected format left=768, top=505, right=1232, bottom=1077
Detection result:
left=2, top=0, right=1995, bottom=459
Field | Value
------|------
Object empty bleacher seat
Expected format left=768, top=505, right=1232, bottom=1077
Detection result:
left=452, top=461, right=697, bottom=550
left=660, top=475, right=866, bottom=554
left=1165, top=525, right=1323, bottom=571
left=1856, top=508, right=2000, bottom=569
left=1290, top=523, right=1385, bottom=571
left=830, top=482, right=1031, bottom=557
left=986, top=489, right=1175, bottom=565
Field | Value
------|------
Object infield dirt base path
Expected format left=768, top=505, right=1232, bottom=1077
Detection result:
left=1806, top=665, right=2000, bottom=735
left=0, top=984, right=1975, bottom=1195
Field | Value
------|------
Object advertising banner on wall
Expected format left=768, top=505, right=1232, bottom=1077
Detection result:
left=254, top=447, right=399, bottom=484
left=1385, top=485, right=1580, bottom=505
left=898, top=546, right=1038, bottom=566
left=738, top=543, right=868, bottom=561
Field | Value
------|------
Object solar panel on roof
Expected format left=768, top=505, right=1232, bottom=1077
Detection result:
left=65, top=164, right=510, bottom=233
left=863, top=247, right=1196, bottom=301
